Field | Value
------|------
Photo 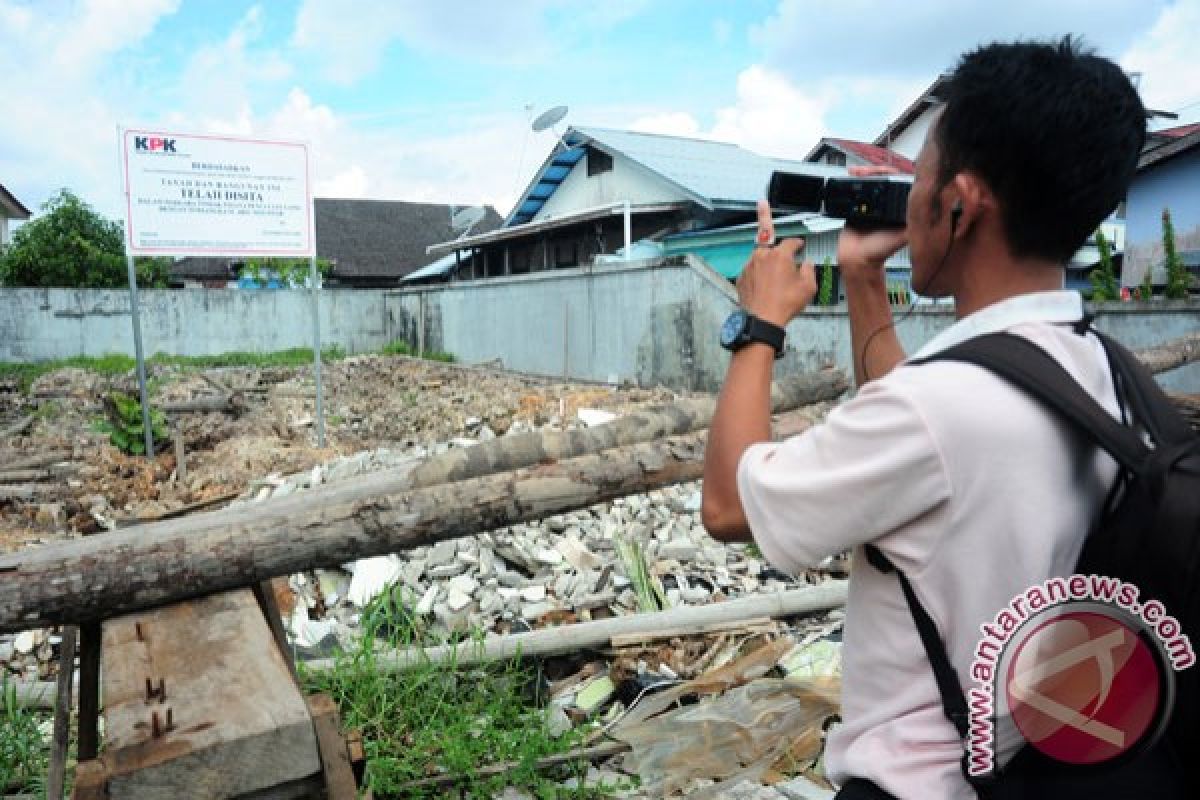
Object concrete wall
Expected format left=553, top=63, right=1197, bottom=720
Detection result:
left=0, top=288, right=390, bottom=362
left=1124, top=149, right=1200, bottom=285
left=384, top=257, right=1200, bottom=393
left=3, top=262, right=1197, bottom=393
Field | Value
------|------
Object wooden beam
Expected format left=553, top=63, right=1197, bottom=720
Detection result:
left=78, top=622, right=102, bottom=761
left=306, top=694, right=358, bottom=800
left=99, top=590, right=321, bottom=799
left=46, top=625, right=77, bottom=800
left=308, top=582, right=847, bottom=673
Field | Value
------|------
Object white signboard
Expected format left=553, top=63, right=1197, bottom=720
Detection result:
left=121, top=128, right=314, bottom=257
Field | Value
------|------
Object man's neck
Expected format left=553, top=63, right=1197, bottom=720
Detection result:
left=954, top=254, right=1065, bottom=319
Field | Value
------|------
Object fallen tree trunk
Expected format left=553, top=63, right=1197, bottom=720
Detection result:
left=308, top=582, right=848, bottom=673
left=162, top=395, right=241, bottom=414
left=0, top=415, right=816, bottom=632
left=403, top=370, right=846, bottom=488
left=1136, top=331, right=1200, bottom=375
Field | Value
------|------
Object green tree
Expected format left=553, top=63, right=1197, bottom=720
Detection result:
left=1139, top=259, right=1154, bottom=301
left=818, top=257, right=835, bottom=306
left=1088, top=228, right=1119, bottom=302
left=1162, top=207, right=1190, bottom=299
left=0, top=189, right=169, bottom=288
left=242, top=257, right=332, bottom=287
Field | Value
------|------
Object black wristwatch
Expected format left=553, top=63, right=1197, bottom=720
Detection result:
left=720, top=309, right=786, bottom=358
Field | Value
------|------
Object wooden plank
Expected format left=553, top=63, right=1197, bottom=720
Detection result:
left=305, top=695, right=357, bottom=800
left=78, top=622, right=102, bottom=761
left=69, top=761, right=108, bottom=800
left=100, top=590, right=321, bottom=800
left=47, top=625, right=77, bottom=800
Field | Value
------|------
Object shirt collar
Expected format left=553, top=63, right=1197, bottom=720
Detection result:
left=909, top=290, right=1084, bottom=361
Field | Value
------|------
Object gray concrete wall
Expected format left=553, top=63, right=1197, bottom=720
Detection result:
left=0, top=288, right=389, bottom=362
left=3, top=263, right=1197, bottom=393
left=385, top=257, right=1200, bottom=392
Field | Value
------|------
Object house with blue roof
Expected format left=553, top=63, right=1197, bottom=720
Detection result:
left=417, top=127, right=887, bottom=289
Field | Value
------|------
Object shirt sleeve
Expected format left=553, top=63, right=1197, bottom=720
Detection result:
left=735, top=374, right=951, bottom=573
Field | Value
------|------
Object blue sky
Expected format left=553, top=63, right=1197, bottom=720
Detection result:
left=2, top=0, right=1198, bottom=221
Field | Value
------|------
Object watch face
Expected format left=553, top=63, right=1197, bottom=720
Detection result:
left=721, top=310, right=748, bottom=348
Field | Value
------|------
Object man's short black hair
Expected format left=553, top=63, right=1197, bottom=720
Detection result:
left=935, top=36, right=1146, bottom=264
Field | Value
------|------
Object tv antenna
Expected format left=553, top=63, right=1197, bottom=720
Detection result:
left=450, top=205, right=487, bottom=238
left=532, top=105, right=570, bottom=152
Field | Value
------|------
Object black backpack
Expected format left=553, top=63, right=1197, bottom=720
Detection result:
left=864, top=324, right=1200, bottom=799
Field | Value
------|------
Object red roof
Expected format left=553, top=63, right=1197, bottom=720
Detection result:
left=825, top=138, right=915, bottom=173
left=1154, top=122, right=1200, bottom=138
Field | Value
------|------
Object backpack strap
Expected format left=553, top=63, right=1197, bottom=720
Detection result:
left=914, top=332, right=1153, bottom=474
left=863, top=544, right=970, bottom=739
left=1091, top=330, right=1194, bottom=446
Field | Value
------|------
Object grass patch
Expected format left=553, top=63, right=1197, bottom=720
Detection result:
left=380, top=340, right=456, bottom=363
left=0, top=679, right=49, bottom=796
left=300, top=588, right=621, bottom=799
left=0, top=346, right=349, bottom=392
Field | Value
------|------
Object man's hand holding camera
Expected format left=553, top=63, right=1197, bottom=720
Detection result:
left=737, top=200, right=818, bottom=328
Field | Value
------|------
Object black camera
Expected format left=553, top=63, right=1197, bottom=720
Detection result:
left=767, top=170, right=912, bottom=227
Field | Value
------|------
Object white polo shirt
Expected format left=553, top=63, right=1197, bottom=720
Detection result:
left=737, top=291, right=1121, bottom=799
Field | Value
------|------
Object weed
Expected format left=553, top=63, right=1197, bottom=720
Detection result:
left=93, top=391, right=168, bottom=455
left=381, top=340, right=457, bottom=364
left=0, top=346, right=351, bottom=393
left=614, top=533, right=667, bottom=612
left=33, top=399, right=62, bottom=421
left=300, top=586, right=622, bottom=799
left=0, top=678, right=49, bottom=796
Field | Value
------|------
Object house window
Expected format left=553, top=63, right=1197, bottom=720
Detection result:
left=587, top=146, right=613, bottom=176
left=825, top=150, right=846, bottom=167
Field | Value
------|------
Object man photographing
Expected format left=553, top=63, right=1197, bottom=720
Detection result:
left=701, top=38, right=1183, bottom=799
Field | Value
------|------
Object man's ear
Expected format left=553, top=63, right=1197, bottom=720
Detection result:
left=948, top=172, right=989, bottom=239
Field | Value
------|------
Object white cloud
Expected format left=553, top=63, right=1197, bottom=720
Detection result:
left=1121, top=0, right=1200, bottom=114
left=710, top=66, right=832, bottom=159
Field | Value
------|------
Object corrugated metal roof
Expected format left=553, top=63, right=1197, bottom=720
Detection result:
left=505, top=127, right=842, bottom=227
left=574, top=126, right=841, bottom=208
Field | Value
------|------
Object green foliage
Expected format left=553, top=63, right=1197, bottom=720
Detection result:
left=1140, top=259, right=1155, bottom=301
left=381, top=340, right=456, bottom=363
left=614, top=533, right=667, bottom=612
left=1162, top=208, right=1190, bottom=299
left=300, top=588, right=621, bottom=798
left=0, top=347, right=349, bottom=392
left=0, top=189, right=169, bottom=288
left=817, top=257, right=835, bottom=306
left=242, top=257, right=332, bottom=287
left=94, top=391, right=168, bottom=455
left=0, top=678, right=49, bottom=795
left=1088, top=228, right=1120, bottom=302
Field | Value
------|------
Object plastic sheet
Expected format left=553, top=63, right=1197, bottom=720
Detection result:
left=611, top=639, right=839, bottom=797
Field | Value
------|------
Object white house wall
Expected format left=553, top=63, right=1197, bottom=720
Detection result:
left=886, top=111, right=936, bottom=160
left=533, top=151, right=689, bottom=222
left=0, top=218, right=8, bottom=246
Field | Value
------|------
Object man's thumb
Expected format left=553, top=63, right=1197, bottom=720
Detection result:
left=776, top=237, right=805, bottom=260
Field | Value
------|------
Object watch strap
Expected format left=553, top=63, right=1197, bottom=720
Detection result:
left=741, top=314, right=786, bottom=358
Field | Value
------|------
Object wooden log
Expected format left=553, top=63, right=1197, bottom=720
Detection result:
left=0, top=423, right=746, bottom=631
left=0, top=414, right=34, bottom=439
left=0, top=469, right=54, bottom=483
left=1137, top=331, right=1200, bottom=375
left=100, top=590, right=321, bottom=799
left=308, top=582, right=847, bottom=673
left=0, top=483, right=58, bottom=501
left=47, top=625, right=77, bottom=800
left=161, top=396, right=240, bottom=415
left=402, top=370, right=846, bottom=489
left=0, top=451, right=73, bottom=471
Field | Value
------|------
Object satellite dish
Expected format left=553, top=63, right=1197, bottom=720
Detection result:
left=532, top=105, right=568, bottom=132
left=451, top=206, right=487, bottom=232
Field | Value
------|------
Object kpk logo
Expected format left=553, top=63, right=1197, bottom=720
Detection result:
left=134, top=136, right=177, bottom=153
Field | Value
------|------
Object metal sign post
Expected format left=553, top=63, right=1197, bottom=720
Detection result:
left=309, top=253, right=325, bottom=447
left=124, top=251, right=155, bottom=457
